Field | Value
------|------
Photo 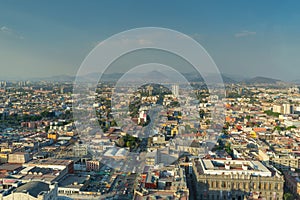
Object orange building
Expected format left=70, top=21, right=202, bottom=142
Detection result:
left=47, top=132, right=58, bottom=141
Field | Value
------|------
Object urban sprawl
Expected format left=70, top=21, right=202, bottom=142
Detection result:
left=0, top=80, right=300, bottom=200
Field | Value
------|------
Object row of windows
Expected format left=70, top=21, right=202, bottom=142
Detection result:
left=199, top=194, right=244, bottom=200
left=199, top=193, right=281, bottom=200
left=207, top=181, right=282, bottom=190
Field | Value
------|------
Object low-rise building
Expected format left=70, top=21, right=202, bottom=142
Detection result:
left=0, top=181, right=57, bottom=200
left=8, top=152, right=31, bottom=164
left=134, top=165, right=189, bottom=200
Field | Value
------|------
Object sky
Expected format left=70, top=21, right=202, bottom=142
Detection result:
left=0, top=0, right=300, bottom=81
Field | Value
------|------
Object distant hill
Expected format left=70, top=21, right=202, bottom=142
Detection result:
left=30, top=75, right=75, bottom=82
left=182, top=72, right=237, bottom=84
left=12, top=73, right=284, bottom=85
left=222, top=73, right=250, bottom=82
left=142, top=70, right=168, bottom=80
left=291, top=79, right=300, bottom=84
left=221, top=75, right=237, bottom=84
left=243, top=76, right=282, bottom=84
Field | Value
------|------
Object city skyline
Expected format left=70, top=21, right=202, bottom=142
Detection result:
left=0, top=1, right=300, bottom=81
left=2, top=2, right=300, bottom=199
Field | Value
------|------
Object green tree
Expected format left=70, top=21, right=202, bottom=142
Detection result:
left=45, top=126, right=50, bottom=133
left=273, top=126, right=282, bottom=132
left=287, top=125, right=297, bottom=130
left=199, top=109, right=205, bottom=119
left=224, top=142, right=232, bottom=155
left=126, top=141, right=131, bottom=148
left=284, top=193, right=293, bottom=200
left=264, top=110, right=280, bottom=117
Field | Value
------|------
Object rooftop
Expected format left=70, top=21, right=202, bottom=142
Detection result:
left=25, top=159, right=73, bottom=166
left=0, top=163, right=23, bottom=172
left=14, top=181, right=50, bottom=197
left=58, top=174, right=89, bottom=190
left=197, top=159, right=272, bottom=177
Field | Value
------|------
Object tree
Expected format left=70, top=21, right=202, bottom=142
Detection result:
left=273, top=126, right=282, bottom=132
left=284, top=193, right=293, bottom=200
left=287, top=125, right=297, bottom=130
left=126, top=141, right=131, bottom=148
left=45, top=126, right=50, bottom=133
left=118, top=137, right=125, bottom=147
left=110, top=120, right=117, bottom=127
left=199, top=109, right=205, bottom=119
left=224, top=142, right=232, bottom=155
left=264, top=110, right=280, bottom=117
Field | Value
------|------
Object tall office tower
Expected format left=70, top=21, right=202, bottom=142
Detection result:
left=283, top=103, right=293, bottom=115
left=172, top=84, right=179, bottom=97
left=147, top=85, right=153, bottom=96
left=60, top=86, right=64, bottom=94
left=272, top=105, right=282, bottom=113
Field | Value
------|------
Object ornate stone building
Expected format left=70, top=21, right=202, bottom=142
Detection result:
left=192, top=159, right=284, bottom=200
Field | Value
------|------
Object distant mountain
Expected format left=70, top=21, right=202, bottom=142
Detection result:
left=291, top=79, right=300, bottom=84
left=221, top=75, right=237, bottom=84
left=86, top=71, right=237, bottom=84
left=30, top=75, right=75, bottom=82
left=182, top=72, right=237, bottom=84
left=99, top=73, right=123, bottom=81
left=142, top=70, right=168, bottom=80
left=222, top=73, right=250, bottom=82
left=7, top=72, right=283, bottom=85
left=243, top=76, right=282, bottom=84
left=181, top=72, right=203, bottom=82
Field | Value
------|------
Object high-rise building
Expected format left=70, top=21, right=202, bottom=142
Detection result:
left=272, top=105, right=282, bottom=113
left=60, top=86, right=64, bottom=94
left=273, top=104, right=294, bottom=115
left=172, top=84, right=179, bottom=97
left=283, top=103, right=293, bottom=115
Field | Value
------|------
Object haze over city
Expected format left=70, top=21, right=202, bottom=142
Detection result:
left=2, top=1, right=300, bottom=200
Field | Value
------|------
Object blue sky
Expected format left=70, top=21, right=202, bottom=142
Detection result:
left=0, top=0, right=300, bottom=80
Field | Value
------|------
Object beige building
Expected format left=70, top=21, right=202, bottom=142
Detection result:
left=272, top=105, right=282, bottom=114
left=192, top=159, right=284, bottom=200
left=269, top=153, right=299, bottom=171
left=8, top=152, right=31, bottom=164
left=176, top=140, right=206, bottom=156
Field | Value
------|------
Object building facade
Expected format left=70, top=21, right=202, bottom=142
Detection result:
left=192, top=159, right=284, bottom=200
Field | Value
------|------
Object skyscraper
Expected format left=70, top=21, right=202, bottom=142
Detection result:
left=172, top=84, right=179, bottom=98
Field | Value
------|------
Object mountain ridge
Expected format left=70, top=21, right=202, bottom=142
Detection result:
left=0, top=72, right=287, bottom=85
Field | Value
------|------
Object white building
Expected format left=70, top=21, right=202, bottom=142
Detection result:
left=172, top=84, right=179, bottom=98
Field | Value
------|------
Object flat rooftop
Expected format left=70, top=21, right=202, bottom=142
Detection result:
left=14, top=181, right=50, bottom=197
left=0, top=163, right=23, bottom=171
left=25, top=159, right=73, bottom=166
left=58, top=174, right=90, bottom=189
left=198, top=159, right=272, bottom=177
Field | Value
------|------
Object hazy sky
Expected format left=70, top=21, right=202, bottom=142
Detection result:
left=0, top=0, right=300, bottom=81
